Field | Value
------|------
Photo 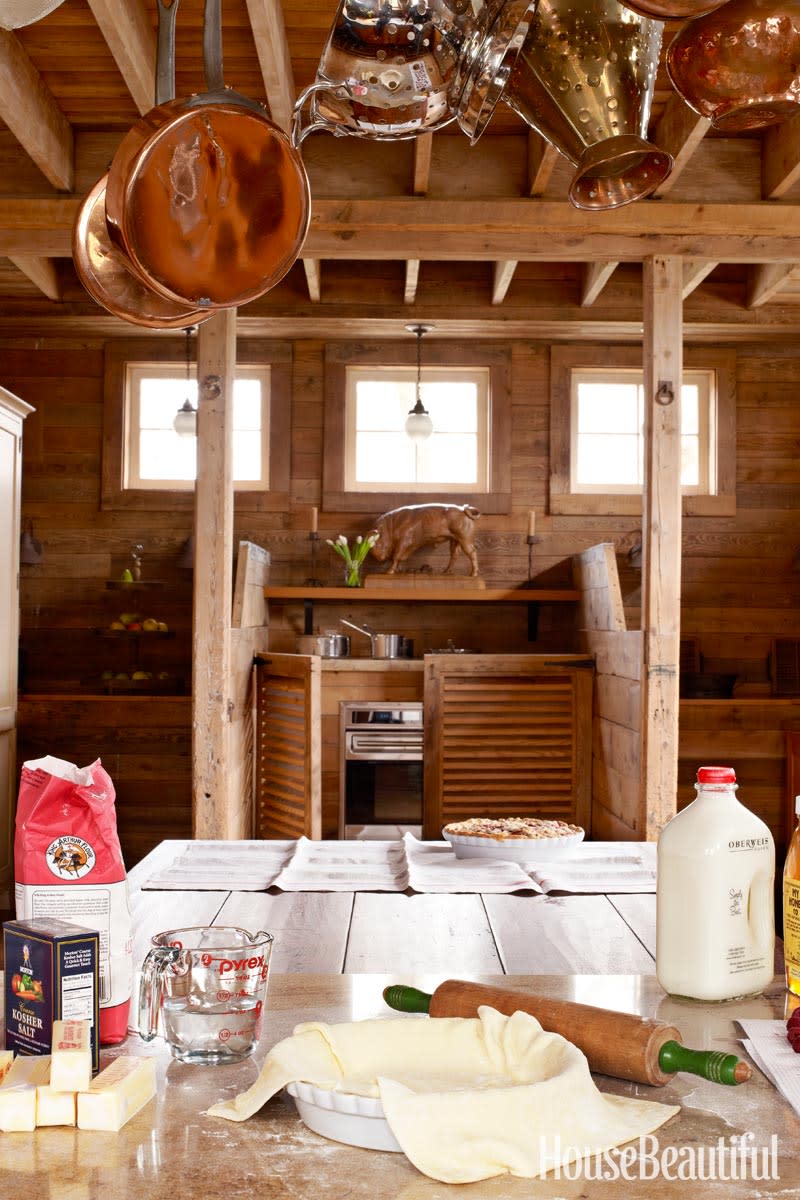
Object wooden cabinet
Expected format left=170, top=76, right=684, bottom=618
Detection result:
left=422, top=653, right=594, bottom=839
left=253, top=652, right=593, bottom=842
left=0, top=387, right=33, bottom=905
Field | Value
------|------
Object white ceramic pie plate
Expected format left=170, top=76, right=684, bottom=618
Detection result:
left=285, top=1081, right=402, bottom=1152
left=442, top=827, right=585, bottom=863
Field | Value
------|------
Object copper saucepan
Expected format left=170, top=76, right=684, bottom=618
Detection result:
left=104, top=0, right=310, bottom=310
left=72, top=0, right=210, bottom=329
left=667, top=0, right=800, bottom=133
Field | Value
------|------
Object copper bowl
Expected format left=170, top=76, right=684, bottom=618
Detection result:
left=621, top=0, right=726, bottom=16
left=667, top=0, right=800, bottom=133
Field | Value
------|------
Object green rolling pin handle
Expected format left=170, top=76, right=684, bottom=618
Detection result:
left=657, top=1040, right=752, bottom=1086
left=381, top=987, right=752, bottom=1086
left=383, top=984, right=432, bottom=1013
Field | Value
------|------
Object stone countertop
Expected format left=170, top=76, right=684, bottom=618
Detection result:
left=1, top=973, right=798, bottom=1200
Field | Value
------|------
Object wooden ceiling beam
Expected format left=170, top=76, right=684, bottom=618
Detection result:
left=404, top=259, right=420, bottom=304
left=302, top=258, right=321, bottom=302
left=747, top=262, right=796, bottom=308
left=413, top=133, right=433, bottom=196
left=87, top=0, right=156, bottom=116
left=581, top=261, right=618, bottom=306
left=652, top=93, right=711, bottom=196
left=0, top=30, right=73, bottom=191
left=4, top=197, right=800, bottom=262
left=528, top=133, right=561, bottom=196
left=491, top=260, right=517, bottom=305
left=682, top=259, right=716, bottom=299
left=762, top=113, right=800, bottom=199
left=244, top=0, right=296, bottom=134
left=8, top=254, right=60, bottom=300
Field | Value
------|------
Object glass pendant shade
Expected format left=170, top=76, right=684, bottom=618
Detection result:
left=405, top=406, right=434, bottom=442
left=173, top=399, right=197, bottom=437
left=405, top=322, right=435, bottom=442
left=173, top=326, right=197, bottom=436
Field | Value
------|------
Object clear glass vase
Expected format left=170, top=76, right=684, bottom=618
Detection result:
left=344, top=561, right=364, bottom=587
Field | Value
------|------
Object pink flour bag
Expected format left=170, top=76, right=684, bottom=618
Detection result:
left=14, top=755, right=133, bottom=1045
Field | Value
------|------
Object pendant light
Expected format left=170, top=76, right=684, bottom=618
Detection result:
left=404, top=323, right=434, bottom=442
left=172, top=326, right=197, bottom=437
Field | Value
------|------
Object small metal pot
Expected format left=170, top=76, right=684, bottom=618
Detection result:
left=341, top=619, right=411, bottom=659
left=296, top=634, right=350, bottom=657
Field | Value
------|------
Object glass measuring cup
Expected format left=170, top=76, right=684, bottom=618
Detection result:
left=138, top=926, right=274, bottom=1064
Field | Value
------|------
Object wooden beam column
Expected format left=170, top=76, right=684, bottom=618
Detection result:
left=192, top=308, right=237, bottom=838
left=640, top=256, right=683, bottom=839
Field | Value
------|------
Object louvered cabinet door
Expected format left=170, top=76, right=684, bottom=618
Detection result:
left=254, top=653, right=321, bottom=839
left=422, top=655, right=594, bottom=839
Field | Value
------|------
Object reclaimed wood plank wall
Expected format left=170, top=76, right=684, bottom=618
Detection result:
left=4, top=336, right=800, bottom=860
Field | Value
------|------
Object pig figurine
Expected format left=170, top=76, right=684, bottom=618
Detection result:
left=369, top=503, right=481, bottom=576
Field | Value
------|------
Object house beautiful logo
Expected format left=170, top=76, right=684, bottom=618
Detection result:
left=540, top=1132, right=780, bottom=1182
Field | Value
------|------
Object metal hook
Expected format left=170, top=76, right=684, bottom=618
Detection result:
left=655, top=380, right=675, bottom=405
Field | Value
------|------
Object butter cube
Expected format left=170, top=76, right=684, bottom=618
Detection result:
left=36, top=1084, right=77, bottom=1127
left=0, top=1054, right=51, bottom=1131
left=0, top=1050, right=13, bottom=1082
left=77, top=1056, right=157, bottom=1132
left=50, top=1018, right=92, bottom=1093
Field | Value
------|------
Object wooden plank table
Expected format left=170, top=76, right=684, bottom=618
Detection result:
left=128, top=840, right=657, bottom=977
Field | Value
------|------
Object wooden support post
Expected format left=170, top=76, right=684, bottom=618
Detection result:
left=640, top=256, right=683, bottom=839
left=192, top=308, right=237, bottom=839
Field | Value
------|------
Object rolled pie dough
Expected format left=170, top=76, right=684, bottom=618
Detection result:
left=208, top=1007, right=679, bottom=1183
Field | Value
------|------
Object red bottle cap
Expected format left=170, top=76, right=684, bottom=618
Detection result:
left=696, top=765, right=736, bottom=784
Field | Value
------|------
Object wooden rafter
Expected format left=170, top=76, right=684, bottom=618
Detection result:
left=413, top=133, right=433, bottom=196
left=581, top=261, right=618, bottom=307
left=747, top=262, right=795, bottom=308
left=87, top=0, right=156, bottom=116
left=653, top=93, right=711, bottom=196
left=244, top=0, right=296, bottom=134
left=302, top=258, right=321, bottom=302
left=491, top=260, right=517, bottom=305
left=762, top=114, right=800, bottom=199
left=8, top=254, right=60, bottom=300
left=682, top=260, right=716, bottom=299
left=0, top=30, right=73, bottom=191
left=4, top=197, right=800, bottom=264
left=404, top=259, right=420, bottom=304
left=527, top=133, right=560, bottom=196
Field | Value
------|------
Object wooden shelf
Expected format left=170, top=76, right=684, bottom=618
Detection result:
left=105, top=580, right=166, bottom=590
left=263, top=586, right=578, bottom=602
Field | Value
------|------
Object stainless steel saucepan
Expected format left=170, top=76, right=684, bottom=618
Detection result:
left=296, top=633, right=350, bottom=657
left=340, top=619, right=413, bottom=659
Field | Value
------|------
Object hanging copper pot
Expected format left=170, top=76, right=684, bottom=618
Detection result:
left=72, top=175, right=212, bottom=329
left=72, top=0, right=211, bottom=329
left=619, top=0, right=726, bottom=16
left=292, top=0, right=491, bottom=143
left=667, top=0, right=800, bottom=132
left=482, top=0, right=672, bottom=209
left=105, top=0, right=310, bottom=310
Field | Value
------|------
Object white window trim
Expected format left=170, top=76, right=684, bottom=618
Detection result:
left=124, top=362, right=271, bottom=492
left=343, top=364, right=491, bottom=493
left=568, top=366, right=716, bottom=496
left=549, top=345, right=736, bottom=518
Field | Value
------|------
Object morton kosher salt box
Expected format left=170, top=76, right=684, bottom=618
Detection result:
left=3, top=917, right=99, bottom=1071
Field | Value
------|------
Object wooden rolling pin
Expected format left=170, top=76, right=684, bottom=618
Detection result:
left=383, top=979, right=752, bottom=1087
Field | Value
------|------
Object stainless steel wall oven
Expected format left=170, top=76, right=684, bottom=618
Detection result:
left=339, top=701, right=423, bottom=838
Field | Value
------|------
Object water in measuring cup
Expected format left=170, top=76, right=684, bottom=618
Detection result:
left=162, top=995, right=261, bottom=1063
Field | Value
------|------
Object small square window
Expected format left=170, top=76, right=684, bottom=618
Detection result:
left=344, top=366, right=490, bottom=493
left=125, top=363, right=270, bottom=491
left=550, top=346, right=736, bottom=518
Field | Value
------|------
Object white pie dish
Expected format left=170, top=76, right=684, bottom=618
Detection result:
left=285, top=1081, right=402, bottom=1152
left=442, top=826, right=585, bottom=863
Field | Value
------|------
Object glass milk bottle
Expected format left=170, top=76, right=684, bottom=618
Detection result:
left=785, top=795, right=800, bottom=996
left=657, top=765, right=775, bottom=1002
